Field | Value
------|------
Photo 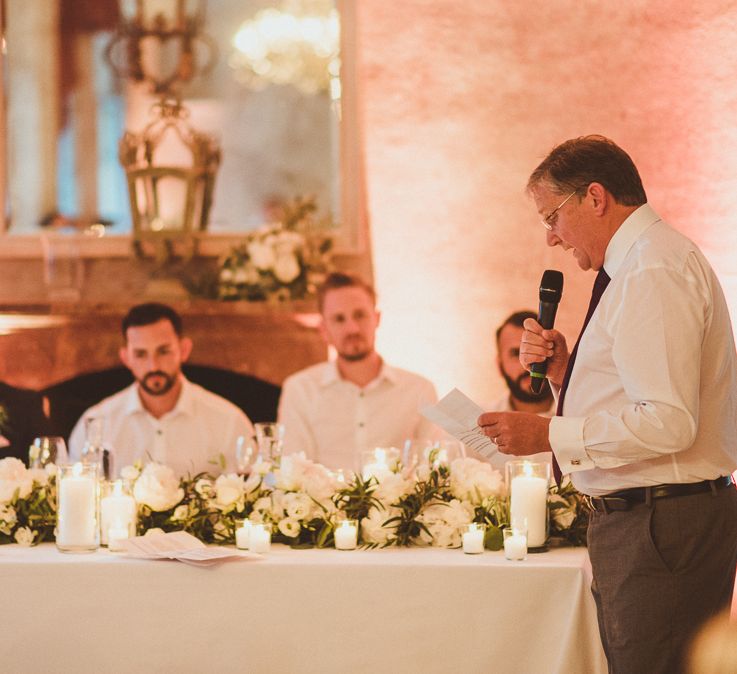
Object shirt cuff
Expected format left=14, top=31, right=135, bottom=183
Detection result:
left=549, top=416, right=595, bottom=474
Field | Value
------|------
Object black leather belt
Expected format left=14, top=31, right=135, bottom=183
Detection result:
left=587, top=476, right=734, bottom=513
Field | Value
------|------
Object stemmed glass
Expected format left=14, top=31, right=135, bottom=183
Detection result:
left=255, top=423, right=285, bottom=465
left=29, top=436, right=69, bottom=468
left=235, top=435, right=255, bottom=476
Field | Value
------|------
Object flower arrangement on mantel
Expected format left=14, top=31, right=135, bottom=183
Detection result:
left=188, top=196, right=334, bottom=303
left=0, top=454, right=589, bottom=549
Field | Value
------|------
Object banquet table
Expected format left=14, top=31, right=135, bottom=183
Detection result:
left=0, top=543, right=606, bottom=674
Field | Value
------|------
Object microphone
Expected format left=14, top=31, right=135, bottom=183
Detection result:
left=530, top=269, right=564, bottom=394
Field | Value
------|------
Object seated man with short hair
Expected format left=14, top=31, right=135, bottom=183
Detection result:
left=69, top=303, right=254, bottom=477
left=278, top=273, right=439, bottom=471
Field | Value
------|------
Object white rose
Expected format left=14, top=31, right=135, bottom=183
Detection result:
left=243, top=471, right=262, bottom=495
left=248, top=240, right=276, bottom=270
left=273, top=253, right=301, bottom=284
left=144, top=527, right=165, bottom=537
left=417, top=500, right=473, bottom=548
left=214, top=474, right=245, bottom=508
left=133, top=463, right=184, bottom=512
left=120, top=465, right=140, bottom=481
left=373, top=473, right=413, bottom=507
left=14, top=526, right=35, bottom=547
left=171, top=504, right=189, bottom=522
left=0, top=457, right=33, bottom=503
left=194, top=478, right=214, bottom=498
left=283, top=492, right=313, bottom=520
left=219, top=268, right=234, bottom=283
left=278, top=517, right=301, bottom=538
left=449, top=458, right=504, bottom=505
left=274, top=231, right=304, bottom=255
left=0, top=503, right=17, bottom=535
left=361, top=506, right=399, bottom=545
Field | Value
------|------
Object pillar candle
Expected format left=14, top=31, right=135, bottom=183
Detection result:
left=57, top=463, right=98, bottom=549
left=510, top=475, right=548, bottom=547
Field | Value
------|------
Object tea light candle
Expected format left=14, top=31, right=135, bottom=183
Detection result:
left=462, top=524, right=485, bottom=554
left=510, top=469, right=548, bottom=547
left=56, top=463, right=98, bottom=551
left=249, top=523, right=271, bottom=553
left=334, top=520, right=358, bottom=550
left=362, top=448, right=391, bottom=480
left=107, top=524, right=130, bottom=552
left=235, top=520, right=252, bottom=550
left=504, top=531, right=527, bottom=560
left=100, top=480, right=137, bottom=546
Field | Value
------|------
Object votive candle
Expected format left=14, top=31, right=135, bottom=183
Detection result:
left=334, top=520, right=358, bottom=550
left=249, top=523, right=271, bottom=553
left=462, top=523, right=485, bottom=554
left=235, top=520, right=252, bottom=550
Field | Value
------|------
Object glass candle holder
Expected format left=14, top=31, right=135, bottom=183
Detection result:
left=255, top=423, right=285, bottom=466
left=56, top=463, right=99, bottom=553
left=235, top=518, right=252, bottom=550
left=100, top=479, right=137, bottom=546
left=334, top=519, right=358, bottom=550
left=506, top=460, right=550, bottom=549
left=249, top=522, right=272, bottom=554
left=503, top=526, right=528, bottom=561
left=462, top=523, right=486, bottom=554
left=361, top=447, right=400, bottom=480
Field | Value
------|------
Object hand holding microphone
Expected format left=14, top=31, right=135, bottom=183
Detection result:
left=522, top=270, right=569, bottom=393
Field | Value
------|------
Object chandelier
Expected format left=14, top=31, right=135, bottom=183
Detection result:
left=230, top=0, right=340, bottom=99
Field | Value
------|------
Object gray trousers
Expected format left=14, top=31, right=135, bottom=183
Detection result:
left=587, top=485, right=737, bottom=674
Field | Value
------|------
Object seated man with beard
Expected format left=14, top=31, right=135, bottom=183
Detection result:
left=278, top=272, right=439, bottom=471
left=485, top=310, right=555, bottom=473
left=69, top=303, right=254, bottom=477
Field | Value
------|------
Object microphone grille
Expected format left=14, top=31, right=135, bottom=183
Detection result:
left=539, top=269, right=564, bottom=302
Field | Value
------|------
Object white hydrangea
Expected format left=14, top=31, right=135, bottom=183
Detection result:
left=449, top=458, right=504, bottom=505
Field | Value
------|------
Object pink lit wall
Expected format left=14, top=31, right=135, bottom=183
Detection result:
left=355, top=1, right=737, bottom=403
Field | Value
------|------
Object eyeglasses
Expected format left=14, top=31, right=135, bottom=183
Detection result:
left=541, top=190, right=578, bottom=230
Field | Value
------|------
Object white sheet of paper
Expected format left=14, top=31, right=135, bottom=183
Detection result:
left=121, top=531, right=259, bottom=565
left=421, top=388, right=498, bottom=460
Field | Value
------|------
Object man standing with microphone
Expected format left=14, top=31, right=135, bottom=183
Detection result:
left=478, top=135, right=737, bottom=674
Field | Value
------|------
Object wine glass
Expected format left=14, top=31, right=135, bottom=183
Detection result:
left=235, top=435, right=255, bottom=476
left=29, top=436, right=69, bottom=468
left=254, top=423, right=285, bottom=464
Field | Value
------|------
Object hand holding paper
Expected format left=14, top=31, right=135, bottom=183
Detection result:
left=421, top=388, right=498, bottom=460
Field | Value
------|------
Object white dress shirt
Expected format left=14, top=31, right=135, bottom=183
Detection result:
left=69, top=378, right=254, bottom=478
left=484, top=394, right=555, bottom=475
left=277, top=360, right=439, bottom=471
left=550, top=204, right=737, bottom=495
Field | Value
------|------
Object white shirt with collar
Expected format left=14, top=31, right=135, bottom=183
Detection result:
left=69, top=377, right=254, bottom=478
left=549, top=203, right=737, bottom=495
left=277, top=360, right=438, bottom=471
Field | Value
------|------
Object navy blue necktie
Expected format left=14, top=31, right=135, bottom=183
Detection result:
left=552, top=268, right=611, bottom=484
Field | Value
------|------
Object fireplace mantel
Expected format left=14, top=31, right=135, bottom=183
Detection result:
left=0, top=301, right=326, bottom=390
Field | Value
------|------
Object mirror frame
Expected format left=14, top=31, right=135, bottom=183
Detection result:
left=0, top=0, right=368, bottom=260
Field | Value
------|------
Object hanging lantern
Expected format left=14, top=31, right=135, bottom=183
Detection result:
left=119, top=98, right=220, bottom=256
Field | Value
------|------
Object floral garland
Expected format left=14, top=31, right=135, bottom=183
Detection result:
left=0, top=454, right=590, bottom=549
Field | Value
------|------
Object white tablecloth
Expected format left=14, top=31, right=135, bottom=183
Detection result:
left=0, top=543, right=606, bottom=674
